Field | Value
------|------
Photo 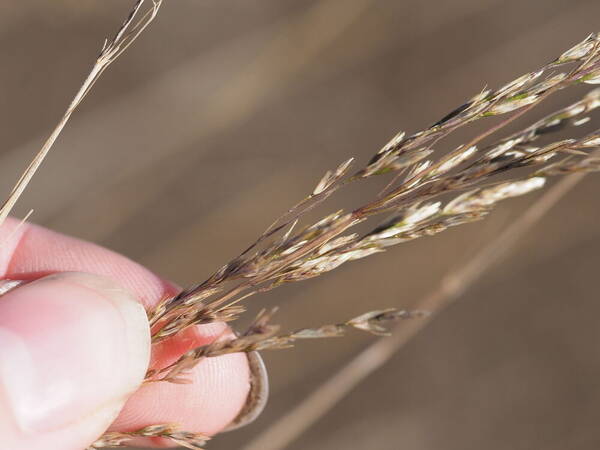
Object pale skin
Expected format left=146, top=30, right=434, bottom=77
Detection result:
left=0, top=217, right=253, bottom=449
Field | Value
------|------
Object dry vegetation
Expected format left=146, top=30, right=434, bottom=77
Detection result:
left=3, top=1, right=600, bottom=449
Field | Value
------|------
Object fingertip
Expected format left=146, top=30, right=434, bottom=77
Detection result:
left=0, top=218, right=269, bottom=445
left=111, top=323, right=252, bottom=437
left=0, top=272, right=151, bottom=449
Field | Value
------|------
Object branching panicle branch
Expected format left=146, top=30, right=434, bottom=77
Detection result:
left=149, top=308, right=429, bottom=384
left=149, top=32, right=600, bottom=343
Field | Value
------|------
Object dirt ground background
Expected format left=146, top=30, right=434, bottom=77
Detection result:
left=2, top=1, right=600, bottom=449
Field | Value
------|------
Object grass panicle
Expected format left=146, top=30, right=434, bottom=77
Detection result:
left=149, top=32, right=600, bottom=345
left=128, top=33, right=600, bottom=447
left=7, top=10, right=598, bottom=449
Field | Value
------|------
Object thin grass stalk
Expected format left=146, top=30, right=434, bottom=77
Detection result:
left=0, top=0, right=162, bottom=228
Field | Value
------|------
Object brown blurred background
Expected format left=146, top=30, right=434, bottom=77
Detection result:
left=2, top=1, right=600, bottom=449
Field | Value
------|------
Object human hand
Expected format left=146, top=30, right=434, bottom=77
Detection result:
left=0, top=218, right=266, bottom=450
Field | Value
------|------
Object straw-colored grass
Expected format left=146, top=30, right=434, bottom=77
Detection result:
left=3, top=2, right=599, bottom=449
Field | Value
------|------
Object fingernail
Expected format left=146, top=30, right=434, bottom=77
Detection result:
left=0, top=272, right=150, bottom=434
left=224, top=351, right=269, bottom=431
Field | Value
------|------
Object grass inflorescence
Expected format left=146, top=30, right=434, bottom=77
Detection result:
left=95, top=29, right=600, bottom=450
left=6, top=3, right=598, bottom=448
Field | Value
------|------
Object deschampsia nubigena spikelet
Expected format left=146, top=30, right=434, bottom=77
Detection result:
left=95, top=32, right=600, bottom=449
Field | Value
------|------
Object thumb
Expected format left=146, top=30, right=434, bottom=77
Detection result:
left=0, top=272, right=150, bottom=450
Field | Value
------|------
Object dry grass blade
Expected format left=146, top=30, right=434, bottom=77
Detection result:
left=0, top=0, right=162, bottom=229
